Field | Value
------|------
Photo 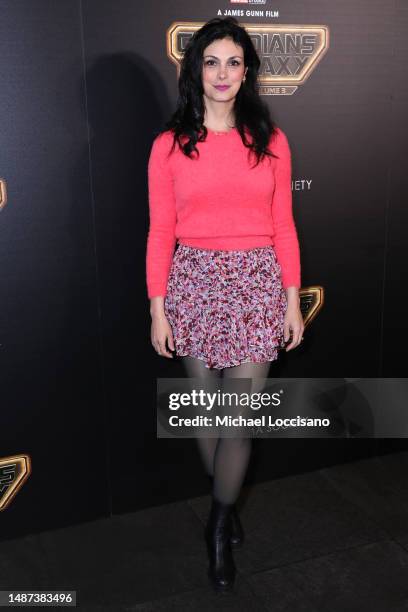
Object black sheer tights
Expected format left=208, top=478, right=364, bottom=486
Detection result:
left=181, top=355, right=271, bottom=505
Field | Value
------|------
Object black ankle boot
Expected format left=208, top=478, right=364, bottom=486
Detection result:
left=207, top=475, right=244, bottom=550
left=204, top=497, right=236, bottom=592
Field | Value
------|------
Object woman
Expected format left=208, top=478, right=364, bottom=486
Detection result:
left=146, top=16, right=304, bottom=592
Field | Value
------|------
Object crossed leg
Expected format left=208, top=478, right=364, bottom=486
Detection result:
left=181, top=356, right=271, bottom=504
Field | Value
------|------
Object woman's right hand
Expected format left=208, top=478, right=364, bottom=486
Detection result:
left=151, top=313, right=175, bottom=358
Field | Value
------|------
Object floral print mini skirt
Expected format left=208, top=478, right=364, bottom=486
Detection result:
left=164, top=243, right=288, bottom=369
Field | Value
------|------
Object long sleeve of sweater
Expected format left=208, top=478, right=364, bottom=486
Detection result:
left=145, top=133, right=177, bottom=299
left=270, top=128, right=301, bottom=289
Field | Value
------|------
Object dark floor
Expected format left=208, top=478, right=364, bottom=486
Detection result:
left=2, top=452, right=408, bottom=611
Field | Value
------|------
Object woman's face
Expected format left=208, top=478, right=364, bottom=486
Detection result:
left=202, top=37, right=247, bottom=104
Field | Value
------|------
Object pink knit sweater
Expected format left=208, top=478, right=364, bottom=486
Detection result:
left=146, top=126, right=301, bottom=298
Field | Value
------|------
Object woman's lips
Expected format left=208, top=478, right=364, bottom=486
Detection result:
left=214, top=85, right=230, bottom=90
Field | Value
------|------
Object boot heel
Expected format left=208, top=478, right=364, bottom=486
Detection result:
left=229, top=505, right=244, bottom=550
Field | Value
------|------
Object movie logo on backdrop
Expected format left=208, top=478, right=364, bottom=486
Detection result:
left=0, top=178, right=7, bottom=211
left=167, top=23, right=329, bottom=95
left=0, top=454, right=31, bottom=511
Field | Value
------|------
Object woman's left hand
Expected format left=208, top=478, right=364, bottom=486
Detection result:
left=283, top=301, right=305, bottom=351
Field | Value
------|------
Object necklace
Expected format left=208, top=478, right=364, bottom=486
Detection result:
left=206, top=125, right=236, bottom=136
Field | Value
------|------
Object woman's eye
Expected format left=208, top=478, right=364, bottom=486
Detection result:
left=204, top=60, right=241, bottom=66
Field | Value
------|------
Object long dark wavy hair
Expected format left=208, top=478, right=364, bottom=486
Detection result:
left=160, top=17, right=279, bottom=168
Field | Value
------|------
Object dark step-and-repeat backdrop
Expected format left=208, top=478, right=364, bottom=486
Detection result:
left=0, top=0, right=406, bottom=540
